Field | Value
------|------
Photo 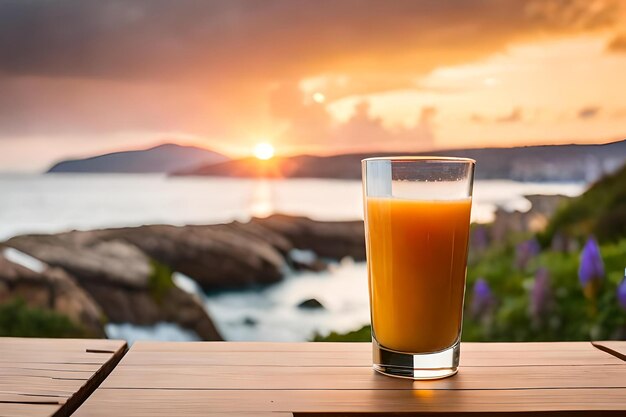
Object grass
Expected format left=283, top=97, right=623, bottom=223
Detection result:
left=0, top=298, right=88, bottom=338
left=148, top=259, right=175, bottom=303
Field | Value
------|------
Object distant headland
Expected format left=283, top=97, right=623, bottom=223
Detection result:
left=47, top=143, right=228, bottom=174
left=47, top=139, right=626, bottom=182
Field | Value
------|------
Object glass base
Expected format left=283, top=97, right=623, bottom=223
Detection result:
left=372, top=338, right=460, bottom=380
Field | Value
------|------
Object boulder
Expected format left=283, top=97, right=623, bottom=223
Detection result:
left=0, top=254, right=105, bottom=337
left=100, top=224, right=286, bottom=290
left=288, top=249, right=328, bottom=272
left=2, top=238, right=222, bottom=341
left=4, top=234, right=150, bottom=289
left=253, top=215, right=366, bottom=261
left=297, top=298, right=325, bottom=309
left=224, top=221, right=293, bottom=255
left=242, top=316, right=258, bottom=326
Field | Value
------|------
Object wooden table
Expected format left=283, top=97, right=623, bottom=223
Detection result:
left=0, top=338, right=126, bottom=417
left=72, top=341, right=626, bottom=416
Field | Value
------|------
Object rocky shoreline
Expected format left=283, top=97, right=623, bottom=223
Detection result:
left=0, top=215, right=365, bottom=340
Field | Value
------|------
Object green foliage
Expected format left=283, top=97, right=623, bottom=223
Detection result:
left=0, top=298, right=88, bottom=338
left=312, top=325, right=371, bottom=342
left=542, top=163, right=626, bottom=244
left=148, top=260, right=174, bottom=303
left=462, top=238, right=626, bottom=342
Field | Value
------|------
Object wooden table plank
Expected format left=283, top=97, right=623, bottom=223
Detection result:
left=0, top=352, right=112, bottom=365
left=99, top=363, right=626, bottom=390
left=73, top=388, right=626, bottom=416
left=0, top=364, right=101, bottom=373
left=73, top=341, right=626, bottom=416
left=0, top=403, right=60, bottom=417
left=0, top=394, right=64, bottom=405
left=0, top=369, right=90, bottom=379
left=0, top=338, right=126, bottom=417
left=0, top=339, right=122, bottom=353
left=128, top=341, right=609, bottom=353
left=119, top=342, right=623, bottom=367
left=130, top=341, right=369, bottom=352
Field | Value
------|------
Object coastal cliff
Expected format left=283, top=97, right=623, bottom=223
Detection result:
left=1, top=215, right=366, bottom=340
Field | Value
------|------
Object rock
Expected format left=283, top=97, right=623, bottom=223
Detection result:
left=2, top=237, right=222, bottom=341
left=297, top=298, right=325, bottom=309
left=0, top=254, right=105, bottom=337
left=225, top=221, right=293, bottom=255
left=292, top=258, right=327, bottom=272
left=492, top=194, right=572, bottom=243
left=160, top=286, right=222, bottom=341
left=242, top=316, right=257, bottom=326
left=5, top=234, right=151, bottom=289
left=101, top=224, right=286, bottom=290
left=45, top=267, right=106, bottom=336
left=253, top=215, right=366, bottom=261
left=525, top=194, right=571, bottom=216
left=288, top=249, right=328, bottom=272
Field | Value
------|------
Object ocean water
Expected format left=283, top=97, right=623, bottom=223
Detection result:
left=0, top=174, right=585, bottom=342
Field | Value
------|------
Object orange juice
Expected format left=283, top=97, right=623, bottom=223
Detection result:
left=365, top=197, right=472, bottom=353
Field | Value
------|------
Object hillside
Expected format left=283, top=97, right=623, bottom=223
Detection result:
left=541, top=162, right=626, bottom=243
left=176, top=139, right=626, bottom=182
left=47, top=143, right=228, bottom=174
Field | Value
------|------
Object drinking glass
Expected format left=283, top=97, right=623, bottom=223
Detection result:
left=362, top=157, right=475, bottom=379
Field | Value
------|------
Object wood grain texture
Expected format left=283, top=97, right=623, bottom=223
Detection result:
left=0, top=364, right=102, bottom=373
left=99, top=363, right=626, bottom=390
left=0, top=403, right=60, bottom=417
left=73, top=388, right=626, bottom=416
left=119, top=342, right=623, bottom=367
left=0, top=338, right=126, bottom=417
left=128, top=341, right=605, bottom=353
left=74, top=341, right=626, bottom=416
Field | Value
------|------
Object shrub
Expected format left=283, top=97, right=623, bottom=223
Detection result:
left=0, top=298, right=87, bottom=338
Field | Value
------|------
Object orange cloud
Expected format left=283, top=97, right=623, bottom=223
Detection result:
left=607, top=33, right=626, bottom=51
left=0, top=0, right=624, bottom=165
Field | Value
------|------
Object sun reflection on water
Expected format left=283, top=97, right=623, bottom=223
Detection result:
left=250, top=179, right=274, bottom=218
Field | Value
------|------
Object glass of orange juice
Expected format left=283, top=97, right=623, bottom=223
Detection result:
left=362, top=157, right=475, bottom=379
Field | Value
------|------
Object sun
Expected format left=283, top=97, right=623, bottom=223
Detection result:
left=312, top=92, right=326, bottom=103
left=253, top=142, right=275, bottom=160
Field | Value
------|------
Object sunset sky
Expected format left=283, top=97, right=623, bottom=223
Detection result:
left=0, top=0, right=625, bottom=171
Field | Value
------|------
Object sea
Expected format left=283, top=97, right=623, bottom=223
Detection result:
left=0, top=174, right=585, bottom=343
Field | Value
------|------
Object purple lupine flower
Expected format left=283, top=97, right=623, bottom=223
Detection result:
left=471, top=278, right=495, bottom=318
left=578, top=238, right=604, bottom=299
left=530, top=267, right=551, bottom=320
left=515, top=238, right=541, bottom=270
left=618, top=271, right=626, bottom=311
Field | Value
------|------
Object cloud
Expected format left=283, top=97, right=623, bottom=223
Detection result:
left=578, top=105, right=601, bottom=119
left=0, top=0, right=620, bottom=81
left=472, top=107, right=523, bottom=124
left=524, top=0, right=620, bottom=30
left=470, top=114, right=486, bottom=124
left=607, top=33, right=626, bottom=52
left=497, top=107, right=523, bottom=123
left=0, top=0, right=622, bottom=151
left=272, top=82, right=436, bottom=152
left=331, top=102, right=436, bottom=150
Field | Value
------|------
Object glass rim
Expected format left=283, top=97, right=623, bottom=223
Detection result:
left=361, top=156, right=475, bottom=164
